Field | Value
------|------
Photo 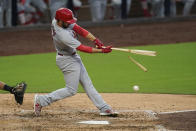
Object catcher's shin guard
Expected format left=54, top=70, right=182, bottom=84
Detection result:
left=12, top=82, right=27, bottom=105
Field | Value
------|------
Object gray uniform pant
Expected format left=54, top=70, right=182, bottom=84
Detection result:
left=169, top=0, right=195, bottom=16
left=151, top=0, right=165, bottom=18
left=89, top=0, right=107, bottom=22
left=183, top=0, right=195, bottom=16
left=111, top=0, right=132, bottom=20
left=0, top=0, right=12, bottom=28
left=39, top=54, right=108, bottom=110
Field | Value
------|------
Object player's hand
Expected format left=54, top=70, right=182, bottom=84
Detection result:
left=94, top=38, right=104, bottom=49
left=101, top=46, right=112, bottom=53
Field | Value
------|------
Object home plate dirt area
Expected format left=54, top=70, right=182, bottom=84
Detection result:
left=0, top=93, right=196, bottom=130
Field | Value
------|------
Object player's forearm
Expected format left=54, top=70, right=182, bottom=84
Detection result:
left=76, top=44, right=102, bottom=53
left=92, top=48, right=102, bottom=53
left=86, top=33, right=96, bottom=41
left=73, top=24, right=96, bottom=41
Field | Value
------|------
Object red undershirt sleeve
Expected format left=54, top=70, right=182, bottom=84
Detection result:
left=73, top=24, right=89, bottom=37
left=76, top=44, right=93, bottom=53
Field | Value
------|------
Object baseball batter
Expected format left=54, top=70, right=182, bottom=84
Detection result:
left=34, top=8, right=118, bottom=117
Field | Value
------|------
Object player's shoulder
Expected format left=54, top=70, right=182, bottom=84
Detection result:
left=51, top=19, right=63, bottom=33
left=68, top=23, right=76, bottom=30
left=52, top=19, right=57, bottom=26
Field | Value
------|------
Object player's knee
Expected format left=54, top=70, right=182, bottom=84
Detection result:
left=67, top=87, right=77, bottom=96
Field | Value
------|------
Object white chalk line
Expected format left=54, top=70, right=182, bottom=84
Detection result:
left=159, top=109, right=196, bottom=114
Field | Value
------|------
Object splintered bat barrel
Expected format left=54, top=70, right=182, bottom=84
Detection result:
left=111, top=48, right=156, bottom=56
left=128, top=56, right=148, bottom=72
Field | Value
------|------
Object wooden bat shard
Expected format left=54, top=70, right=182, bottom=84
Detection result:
left=111, top=48, right=157, bottom=56
left=128, top=56, right=148, bottom=72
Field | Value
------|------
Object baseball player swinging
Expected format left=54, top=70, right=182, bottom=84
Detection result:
left=34, top=8, right=118, bottom=117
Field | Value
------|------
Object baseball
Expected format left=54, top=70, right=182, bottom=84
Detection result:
left=133, top=85, right=139, bottom=91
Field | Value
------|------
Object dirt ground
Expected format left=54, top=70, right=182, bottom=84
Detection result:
left=0, top=20, right=196, bottom=130
left=0, top=93, right=196, bottom=130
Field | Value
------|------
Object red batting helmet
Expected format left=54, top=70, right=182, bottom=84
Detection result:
left=55, top=8, right=77, bottom=24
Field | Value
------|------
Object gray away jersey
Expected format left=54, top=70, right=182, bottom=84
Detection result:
left=51, top=19, right=81, bottom=55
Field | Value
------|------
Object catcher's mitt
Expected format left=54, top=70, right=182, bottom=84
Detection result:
left=12, top=82, right=27, bottom=105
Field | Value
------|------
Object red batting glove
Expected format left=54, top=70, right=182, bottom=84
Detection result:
left=102, top=46, right=112, bottom=53
left=94, top=38, right=104, bottom=49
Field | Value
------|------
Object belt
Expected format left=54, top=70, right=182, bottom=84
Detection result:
left=58, top=52, right=76, bottom=56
